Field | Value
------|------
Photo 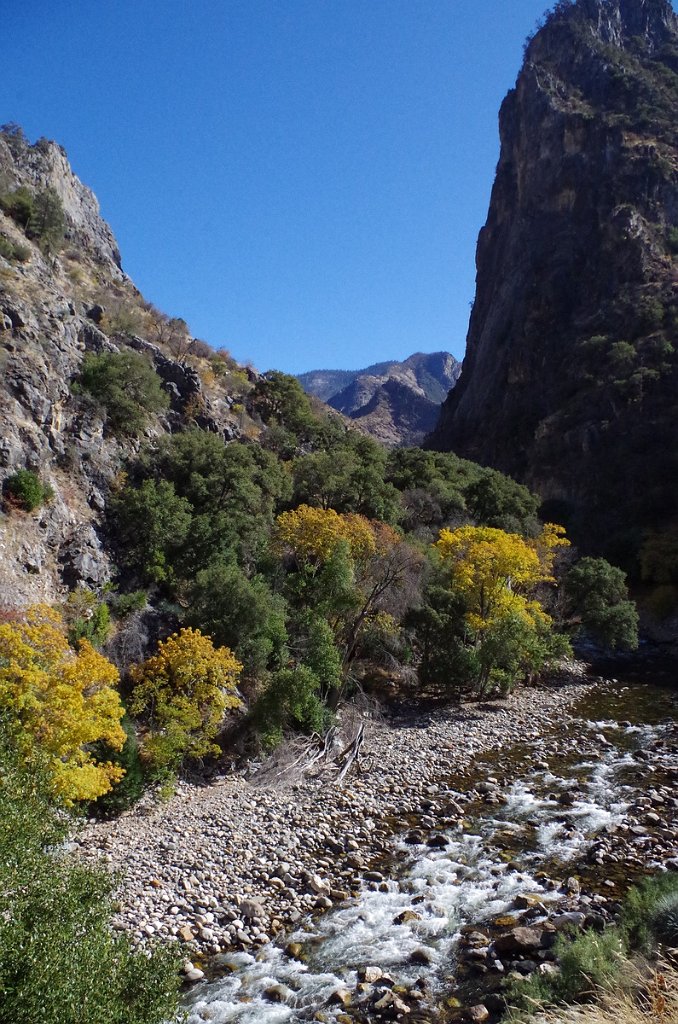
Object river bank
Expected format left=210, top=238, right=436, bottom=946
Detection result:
left=74, top=663, right=594, bottom=961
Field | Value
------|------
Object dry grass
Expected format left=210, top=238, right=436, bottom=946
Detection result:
left=534, top=959, right=678, bottom=1024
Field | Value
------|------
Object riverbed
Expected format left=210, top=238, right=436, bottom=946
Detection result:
left=183, top=663, right=677, bottom=1023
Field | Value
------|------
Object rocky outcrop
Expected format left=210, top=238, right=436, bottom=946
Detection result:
left=0, top=129, right=122, bottom=272
left=0, top=128, right=246, bottom=606
left=428, top=0, right=678, bottom=566
left=299, top=351, right=460, bottom=446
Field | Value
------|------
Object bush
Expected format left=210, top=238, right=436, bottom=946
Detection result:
left=254, top=665, right=330, bottom=748
left=3, top=469, right=53, bottom=511
left=63, top=588, right=111, bottom=649
left=128, top=628, right=242, bottom=776
left=621, top=873, right=678, bottom=952
left=89, top=715, right=145, bottom=817
left=650, top=892, right=678, bottom=947
left=0, top=233, right=30, bottom=262
left=0, top=186, right=35, bottom=229
left=0, top=734, right=181, bottom=1024
left=507, top=928, right=625, bottom=1018
left=563, top=557, right=639, bottom=650
left=78, top=351, right=169, bottom=436
left=0, top=186, right=65, bottom=255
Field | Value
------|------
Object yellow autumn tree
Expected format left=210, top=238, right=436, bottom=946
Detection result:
left=128, top=627, right=242, bottom=774
left=273, top=504, right=377, bottom=567
left=0, top=605, right=125, bottom=803
left=435, top=524, right=570, bottom=694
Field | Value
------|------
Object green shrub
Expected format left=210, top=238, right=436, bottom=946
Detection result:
left=62, top=588, right=113, bottom=650
left=506, top=929, right=625, bottom=1019
left=650, top=892, right=678, bottom=947
left=78, top=351, right=169, bottom=436
left=90, top=716, right=146, bottom=817
left=621, top=873, right=678, bottom=952
left=254, top=666, right=330, bottom=748
left=0, top=186, right=35, bottom=229
left=4, top=469, right=54, bottom=511
left=0, top=234, right=30, bottom=262
left=667, top=226, right=678, bottom=253
left=0, top=186, right=64, bottom=255
left=563, top=557, right=639, bottom=650
left=109, top=589, right=148, bottom=618
left=0, top=731, right=181, bottom=1024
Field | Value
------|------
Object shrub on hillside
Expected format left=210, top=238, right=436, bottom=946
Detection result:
left=0, top=185, right=65, bottom=254
left=77, top=350, right=169, bottom=436
left=3, top=469, right=53, bottom=511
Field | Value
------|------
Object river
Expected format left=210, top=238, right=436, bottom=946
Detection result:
left=184, top=659, right=677, bottom=1023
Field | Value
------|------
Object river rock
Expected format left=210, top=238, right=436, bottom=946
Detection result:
left=494, top=927, right=544, bottom=954
left=358, top=965, right=383, bottom=983
left=374, top=990, right=411, bottom=1013
left=264, top=984, right=294, bottom=1003
left=328, top=987, right=352, bottom=1007
left=467, top=1006, right=490, bottom=1023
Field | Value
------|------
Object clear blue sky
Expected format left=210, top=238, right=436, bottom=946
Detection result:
left=6, top=0, right=558, bottom=374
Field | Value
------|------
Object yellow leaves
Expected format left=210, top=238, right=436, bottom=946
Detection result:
left=0, top=606, right=125, bottom=803
left=273, top=504, right=378, bottom=565
left=435, top=522, right=569, bottom=633
left=530, top=521, right=570, bottom=574
left=129, top=628, right=242, bottom=771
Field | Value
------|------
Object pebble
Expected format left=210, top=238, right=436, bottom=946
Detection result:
left=73, top=674, right=599, bottom=959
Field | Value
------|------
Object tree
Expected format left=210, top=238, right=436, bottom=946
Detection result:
left=0, top=606, right=126, bottom=803
left=563, top=557, right=639, bottom=650
left=254, top=666, right=329, bottom=749
left=248, top=371, right=319, bottom=443
left=78, top=351, right=169, bottom=436
left=129, top=430, right=291, bottom=574
left=434, top=524, right=570, bottom=695
left=465, top=470, right=541, bottom=535
left=109, top=478, right=192, bottom=586
left=27, top=187, right=65, bottom=255
left=293, top=434, right=402, bottom=523
left=128, top=628, right=242, bottom=774
left=273, top=505, right=422, bottom=673
left=273, top=504, right=377, bottom=568
left=187, top=561, right=288, bottom=678
left=0, top=736, right=181, bottom=1024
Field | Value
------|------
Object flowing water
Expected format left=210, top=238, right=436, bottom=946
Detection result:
left=184, top=664, right=678, bottom=1023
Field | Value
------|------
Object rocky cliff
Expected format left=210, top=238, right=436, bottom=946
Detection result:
left=298, top=351, right=460, bottom=446
left=429, top=0, right=678, bottom=570
left=0, top=128, right=250, bottom=607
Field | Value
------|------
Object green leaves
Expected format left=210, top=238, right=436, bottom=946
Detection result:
left=78, top=351, right=169, bottom=436
left=563, top=557, right=639, bottom=650
left=0, top=735, right=182, bottom=1024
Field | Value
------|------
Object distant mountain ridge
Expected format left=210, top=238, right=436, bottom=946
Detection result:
left=297, top=351, right=460, bottom=447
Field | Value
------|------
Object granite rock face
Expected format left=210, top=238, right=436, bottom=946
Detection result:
left=299, top=351, right=461, bottom=446
left=429, top=0, right=678, bottom=563
left=0, top=129, right=243, bottom=606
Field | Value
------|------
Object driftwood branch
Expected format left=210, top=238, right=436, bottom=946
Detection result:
left=248, top=697, right=378, bottom=790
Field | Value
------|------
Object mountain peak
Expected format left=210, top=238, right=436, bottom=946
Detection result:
left=537, top=0, right=678, bottom=50
left=298, top=351, right=460, bottom=447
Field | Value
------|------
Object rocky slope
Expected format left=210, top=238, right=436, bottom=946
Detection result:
left=0, top=128, right=249, bottom=608
left=429, top=0, right=678, bottom=571
left=298, top=351, right=460, bottom=446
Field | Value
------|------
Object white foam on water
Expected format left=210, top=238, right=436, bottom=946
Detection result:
left=184, top=707, right=664, bottom=1022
